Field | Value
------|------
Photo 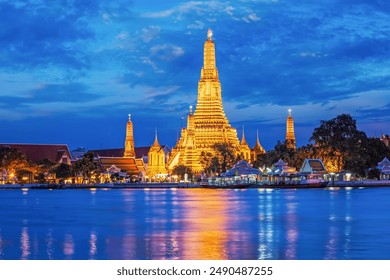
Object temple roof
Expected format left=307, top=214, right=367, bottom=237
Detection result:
left=90, top=148, right=124, bottom=158
left=274, top=159, right=287, bottom=167
left=98, top=157, right=140, bottom=176
left=1, top=143, right=71, bottom=164
left=89, top=146, right=167, bottom=159
left=240, top=126, right=248, bottom=145
left=253, top=130, right=264, bottom=150
left=378, top=157, right=390, bottom=166
left=221, top=160, right=259, bottom=176
left=300, top=159, right=326, bottom=173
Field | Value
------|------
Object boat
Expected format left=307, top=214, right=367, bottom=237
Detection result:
left=199, top=178, right=256, bottom=189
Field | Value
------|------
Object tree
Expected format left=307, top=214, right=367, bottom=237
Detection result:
left=200, top=143, right=239, bottom=174
left=253, top=141, right=302, bottom=170
left=172, top=165, right=193, bottom=181
left=55, top=163, right=73, bottom=180
left=74, top=152, right=98, bottom=183
left=310, top=114, right=366, bottom=172
left=35, top=159, right=57, bottom=183
left=0, top=147, right=36, bottom=182
left=345, top=137, right=390, bottom=177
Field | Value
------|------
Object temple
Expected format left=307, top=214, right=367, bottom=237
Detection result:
left=124, top=114, right=135, bottom=158
left=147, top=129, right=169, bottom=180
left=286, top=109, right=296, bottom=150
left=251, top=130, right=265, bottom=161
left=168, top=29, right=250, bottom=172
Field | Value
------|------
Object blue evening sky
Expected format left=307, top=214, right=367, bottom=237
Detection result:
left=1, top=0, right=389, bottom=151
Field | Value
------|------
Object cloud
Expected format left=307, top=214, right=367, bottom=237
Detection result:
left=150, top=44, right=184, bottom=61
left=0, top=2, right=94, bottom=72
left=243, top=13, right=261, bottom=23
left=141, top=25, right=161, bottom=42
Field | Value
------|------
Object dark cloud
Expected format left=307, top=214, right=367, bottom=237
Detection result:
left=0, top=2, right=95, bottom=70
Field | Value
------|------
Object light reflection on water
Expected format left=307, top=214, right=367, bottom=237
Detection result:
left=1, top=188, right=390, bottom=259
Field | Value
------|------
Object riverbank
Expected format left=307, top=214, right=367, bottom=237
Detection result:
left=1, top=180, right=390, bottom=190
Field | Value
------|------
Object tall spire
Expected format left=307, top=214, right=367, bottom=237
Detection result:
left=153, top=127, right=160, bottom=147
left=255, top=130, right=261, bottom=146
left=207, top=28, right=213, bottom=41
left=124, top=113, right=135, bottom=158
left=286, top=108, right=296, bottom=150
left=167, top=29, right=242, bottom=172
left=202, top=28, right=217, bottom=74
left=240, top=126, right=248, bottom=145
left=253, top=129, right=265, bottom=152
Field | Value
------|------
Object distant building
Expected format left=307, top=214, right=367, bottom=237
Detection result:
left=88, top=116, right=170, bottom=182
left=272, top=159, right=297, bottom=176
left=285, top=109, right=296, bottom=150
left=124, top=114, right=135, bottom=158
left=251, top=130, right=265, bottom=162
left=239, top=127, right=251, bottom=162
left=221, top=160, right=260, bottom=176
left=147, top=129, right=169, bottom=180
left=300, top=159, right=327, bottom=174
left=1, top=143, right=72, bottom=164
left=377, top=157, right=390, bottom=180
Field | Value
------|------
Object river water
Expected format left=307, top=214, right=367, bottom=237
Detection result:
left=0, top=187, right=389, bottom=260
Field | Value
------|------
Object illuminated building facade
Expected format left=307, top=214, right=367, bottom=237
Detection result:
left=147, top=129, right=168, bottom=180
left=251, top=130, right=265, bottom=162
left=124, top=114, right=135, bottom=158
left=239, top=127, right=251, bottom=161
left=286, top=109, right=296, bottom=150
left=168, top=29, right=249, bottom=172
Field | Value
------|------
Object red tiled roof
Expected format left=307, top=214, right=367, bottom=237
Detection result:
left=135, top=146, right=150, bottom=158
left=89, top=148, right=124, bottom=157
left=89, top=146, right=157, bottom=159
left=98, top=157, right=140, bottom=176
left=308, top=159, right=326, bottom=171
left=1, top=143, right=71, bottom=164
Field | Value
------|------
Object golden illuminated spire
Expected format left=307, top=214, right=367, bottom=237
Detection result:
left=168, top=30, right=242, bottom=172
left=207, top=28, right=213, bottom=41
left=254, top=130, right=265, bottom=153
left=124, top=114, right=135, bottom=157
left=286, top=109, right=296, bottom=150
left=152, top=127, right=160, bottom=147
left=251, top=129, right=265, bottom=161
left=240, top=126, right=248, bottom=145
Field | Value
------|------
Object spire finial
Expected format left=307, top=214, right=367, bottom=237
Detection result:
left=207, top=28, right=213, bottom=40
left=288, top=108, right=292, bottom=116
left=128, top=113, right=131, bottom=121
left=189, top=105, right=193, bottom=114
left=153, top=127, right=160, bottom=147
left=240, top=125, right=247, bottom=145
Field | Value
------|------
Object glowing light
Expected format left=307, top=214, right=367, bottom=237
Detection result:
left=207, top=28, right=213, bottom=40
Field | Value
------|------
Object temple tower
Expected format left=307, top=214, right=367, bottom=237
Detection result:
left=286, top=109, right=296, bottom=150
left=124, top=114, right=135, bottom=158
left=252, top=130, right=265, bottom=161
left=168, top=29, right=241, bottom=172
left=239, top=126, right=251, bottom=161
left=147, top=129, right=167, bottom=180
